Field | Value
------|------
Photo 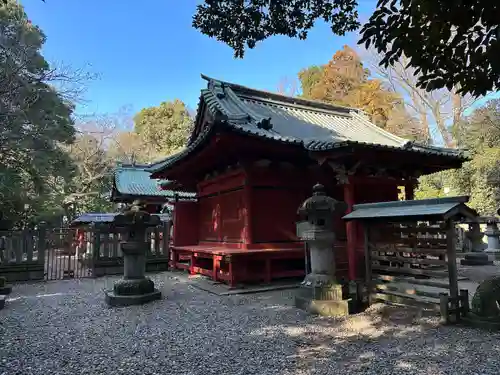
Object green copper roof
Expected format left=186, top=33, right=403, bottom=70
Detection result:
left=147, top=75, right=467, bottom=175
left=113, top=163, right=195, bottom=199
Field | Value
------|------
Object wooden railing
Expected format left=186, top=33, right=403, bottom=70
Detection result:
left=0, top=227, right=46, bottom=282
left=77, top=220, right=173, bottom=277
left=364, top=220, right=468, bottom=322
left=0, top=220, right=173, bottom=281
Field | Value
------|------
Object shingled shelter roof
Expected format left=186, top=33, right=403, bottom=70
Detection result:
left=342, top=196, right=478, bottom=222
left=148, top=75, right=467, bottom=175
left=111, top=163, right=195, bottom=201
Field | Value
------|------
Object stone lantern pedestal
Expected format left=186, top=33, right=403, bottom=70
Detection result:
left=104, top=201, right=162, bottom=307
left=294, top=184, right=350, bottom=317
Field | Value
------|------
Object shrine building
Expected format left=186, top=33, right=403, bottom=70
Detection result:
left=146, top=75, right=467, bottom=287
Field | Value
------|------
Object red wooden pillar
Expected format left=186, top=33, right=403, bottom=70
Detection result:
left=212, top=255, right=221, bottom=281
left=344, top=181, right=357, bottom=281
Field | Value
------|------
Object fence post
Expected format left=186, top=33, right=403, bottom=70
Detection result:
left=37, top=222, right=46, bottom=267
left=440, top=293, right=450, bottom=324
left=153, top=226, right=160, bottom=256
left=162, top=220, right=171, bottom=270
left=91, top=223, right=101, bottom=277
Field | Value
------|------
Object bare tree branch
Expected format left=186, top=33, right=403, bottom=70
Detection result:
left=359, top=47, right=479, bottom=147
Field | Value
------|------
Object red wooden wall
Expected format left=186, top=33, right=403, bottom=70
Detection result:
left=197, top=169, right=247, bottom=245
left=220, top=190, right=245, bottom=243
left=172, top=201, right=198, bottom=246
left=198, top=190, right=246, bottom=243
left=251, top=188, right=305, bottom=244
left=198, top=195, right=219, bottom=242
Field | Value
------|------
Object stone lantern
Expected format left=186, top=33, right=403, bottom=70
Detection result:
left=104, top=200, right=162, bottom=307
left=484, top=216, right=500, bottom=260
left=295, top=183, right=350, bottom=317
left=460, top=221, right=492, bottom=266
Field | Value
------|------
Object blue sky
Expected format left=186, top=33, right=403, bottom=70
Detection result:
left=22, top=0, right=499, bottom=121
left=22, top=0, right=377, bottom=117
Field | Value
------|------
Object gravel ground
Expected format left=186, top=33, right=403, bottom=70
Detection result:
left=1, top=272, right=500, bottom=375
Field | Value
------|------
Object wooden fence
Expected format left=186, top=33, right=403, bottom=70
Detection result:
left=0, top=220, right=173, bottom=281
left=364, top=220, right=468, bottom=322
left=0, top=228, right=45, bottom=282
left=87, top=221, right=172, bottom=278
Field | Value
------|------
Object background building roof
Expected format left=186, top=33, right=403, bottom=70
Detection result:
left=113, top=163, right=195, bottom=199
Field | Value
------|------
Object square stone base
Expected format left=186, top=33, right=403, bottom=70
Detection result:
left=295, top=295, right=350, bottom=317
left=485, top=250, right=500, bottom=261
left=104, top=289, right=162, bottom=307
left=0, top=295, right=5, bottom=310
left=0, top=285, right=12, bottom=295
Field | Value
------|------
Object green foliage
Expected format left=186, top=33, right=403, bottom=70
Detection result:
left=62, top=133, right=114, bottom=216
left=359, top=0, right=499, bottom=96
left=298, top=65, right=325, bottom=98
left=134, top=100, right=193, bottom=157
left=416, top=98, right=500, bottom=216
left=193, top=0, right=359, bottom=58
left=415, top=171, right=453, bottom=200
left=0, top=0, right=76, bottom=226
left=193, top=0, right=497, bottom=97
left=0, top=2, right=195, bottom=226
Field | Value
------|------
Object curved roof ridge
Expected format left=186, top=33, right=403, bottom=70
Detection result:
left=201, top=74, right=353, bottom=115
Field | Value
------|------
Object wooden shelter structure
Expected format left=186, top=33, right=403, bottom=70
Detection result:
left=147, top=75, right=468, bottom=287
left=343, top=196, right=477, bottom=321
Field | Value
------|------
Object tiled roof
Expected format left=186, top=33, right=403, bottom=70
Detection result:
left=148, top=75, right=467, bottom=174
left=342, top=196, right=477, bottom=221
left=113, top=163, right=195, bottom=199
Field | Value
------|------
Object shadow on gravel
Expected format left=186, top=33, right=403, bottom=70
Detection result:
left=3, top=275, right=500, bottom=375
left=249, top=302, right=500, bottom=375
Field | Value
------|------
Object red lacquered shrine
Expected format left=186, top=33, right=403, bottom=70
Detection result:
left=148, top=75, right=467, bottom=287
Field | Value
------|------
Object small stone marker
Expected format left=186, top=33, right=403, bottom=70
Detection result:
left=104, top=200, right=162, bottom=307
left=294, top=183, right=351, bottom=317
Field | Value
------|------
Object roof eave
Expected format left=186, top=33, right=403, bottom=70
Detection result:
left=308, top=141, right=467, bottom=162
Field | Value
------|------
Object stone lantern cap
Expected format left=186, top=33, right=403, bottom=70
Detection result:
left=297, top=183, right=342, bottom=217
left=113, top=200, right=161, bottom=230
